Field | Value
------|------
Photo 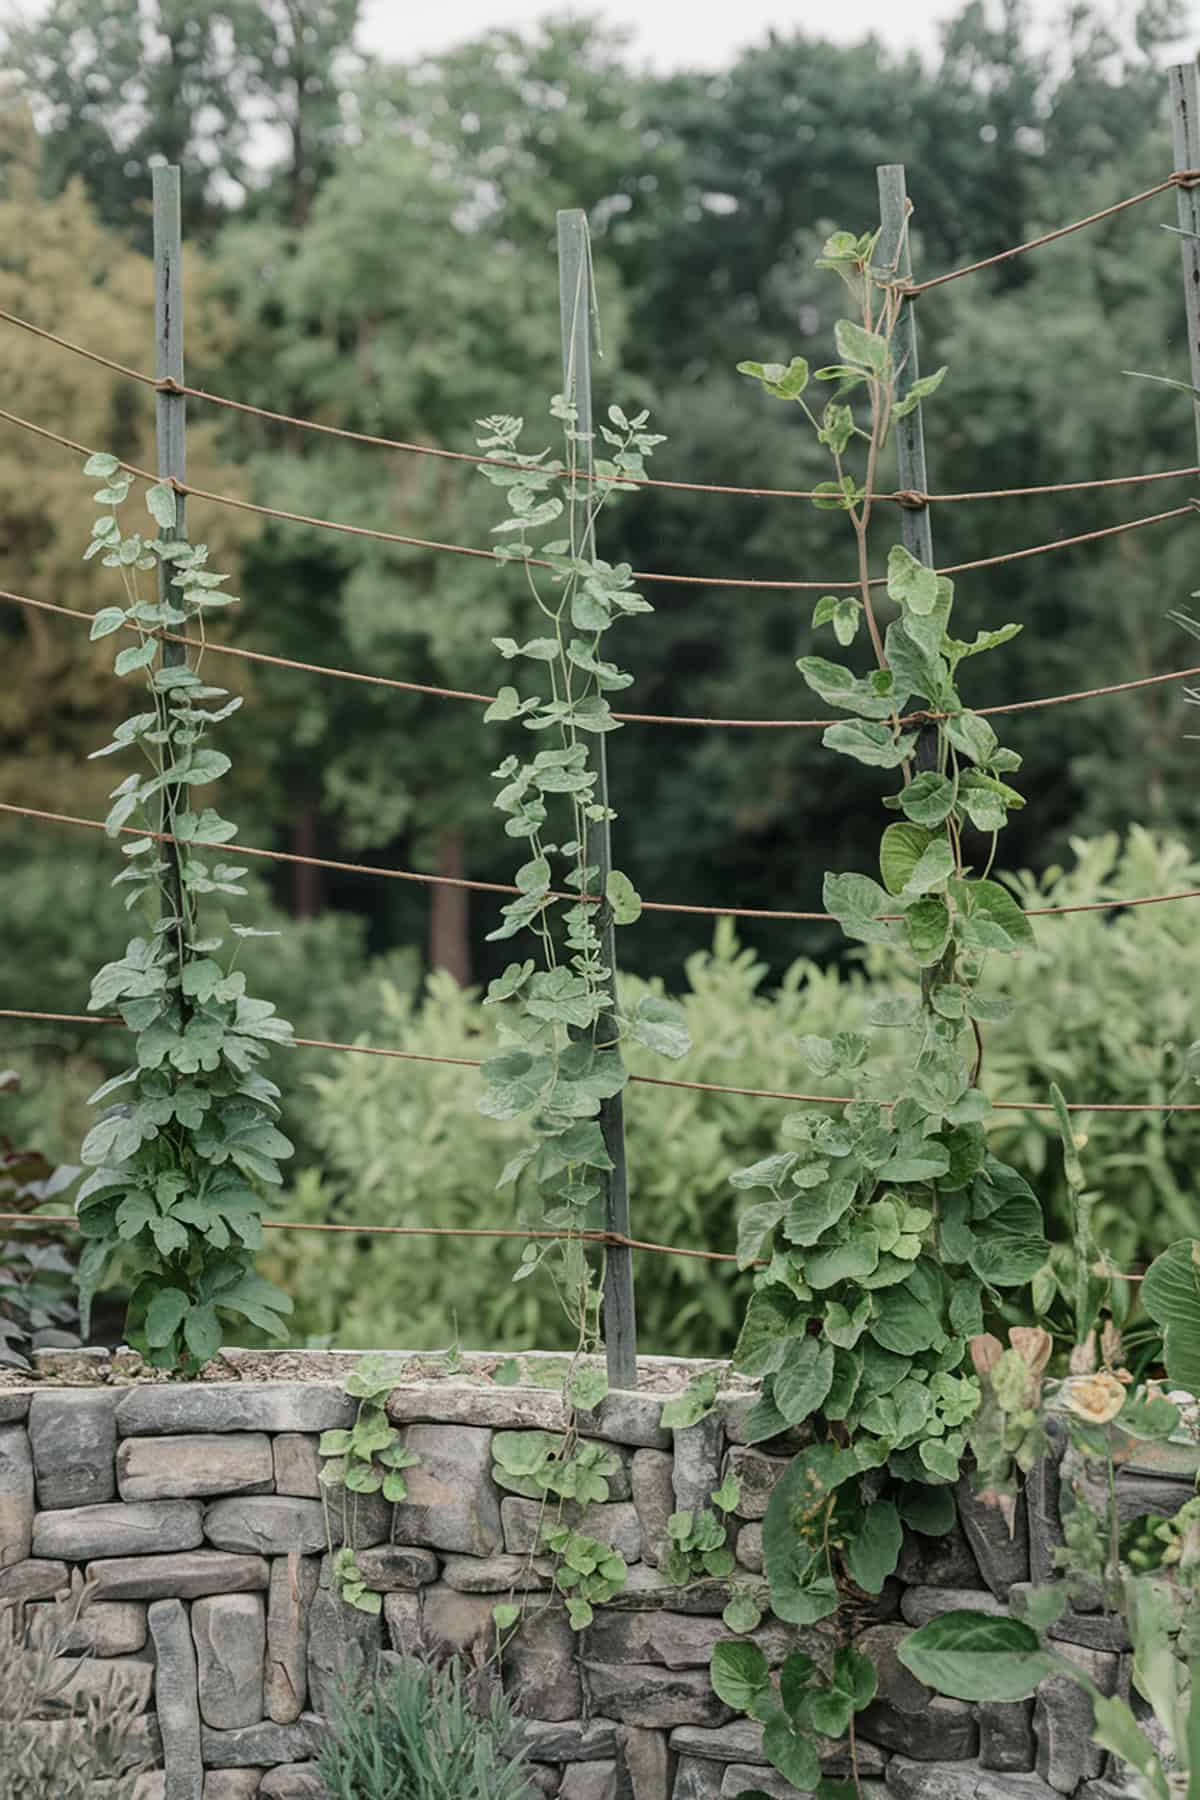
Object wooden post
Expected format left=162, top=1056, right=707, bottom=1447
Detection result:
left=556, top=209, right=637, bottom=1390
left=876, top=164, right=934, bottom=568
left=1170, top=64, right=1200, bottom=461
left=152, top=166, right=189, bottom=944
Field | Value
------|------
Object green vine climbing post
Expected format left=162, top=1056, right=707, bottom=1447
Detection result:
left=876, top=165, right=933, bottom=567
left=1170, top=63, right=1200, bottom=462
left=152, top=165, right=189, bottom=947
left=556, top=208, right=636, bottom=1389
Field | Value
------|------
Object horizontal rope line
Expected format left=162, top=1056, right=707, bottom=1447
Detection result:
left=7, top=798, right=1200, bottom=925
left=906, top=172, right=1198, bottom=295
left=6, top=585, right=1200, bottom=731
left=4, top=1009, right=1200, bottom=1115
left=0, top=405, right=1191, bottom=595
left=3, top=303, right=1199, bottom=504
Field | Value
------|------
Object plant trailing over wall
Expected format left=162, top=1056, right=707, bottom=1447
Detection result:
left=473, top=399, right=689, bottom=1343
left=722, top=223, right=1051, bottom=1786
left=318, top=1355, right=419, bottom=1610
left=711, top=1638, right=879, bottom=1795
left=74, top=455, right=294, bottom=1369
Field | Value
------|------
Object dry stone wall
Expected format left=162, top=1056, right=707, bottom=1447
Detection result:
left=0, top=1359, right=1189, bottom=1799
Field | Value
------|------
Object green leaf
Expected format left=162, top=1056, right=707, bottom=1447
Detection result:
left=661, top=1371, right=719, bottom=1430
left=762, top=1713, right=822, bottom=1790
left=945, top=711, right=999, bottom=767
left=899, top=1484, right=957, bottom=1536
left=763, top=1446, right=856, bottom=1624
left=834, top=318, right=888, bottom=374
left=84, top=451, right=121, bottom=477
left=733, top=1290, right=802, bottom=1379
left=722, top=1589, right=764, bottom=1634
left=144, top=1287, right=189, bottom=1349
left=114, top=642, right=158, bottom=676
left=1142, top=1240, right=1200, bottom=1393
left=905, top=897, right=952, bottom=966
left=823, top=871, right=901, bottom=947
left=493, top=1602, right=521, bottom=1632
left=145, top=482, right=178, bottom=530
left=736, top=355, right=810, bottom=400
left=1089, top=1695, right=1165, bottom=1792
left=899, top=1612, right=1056, bottom=1702
left=823, top=720, right=916, bottom=768
left=880, top=823, right=931, bottom=896
left=950, top=878, right=1034, bottom=952
left=90, top=607, right=127, bottom=640
left=900, top=772, right=956, bottom=828
left=606, top=870, right=642, bottom=925
left=627, top=995, right=690, bottom=1060
left=887, top=545, right=941, bottom=615
left=905, top=837, right=955, bottom=894
left=869, top=1284, right=942, bottom=1355
left=710, top=1639, right=773, bottom=1714
left=893, top=365, right=948, bottom=419
left=843, top=1498, right=902, bottom=1594
left=774, top=1338, right=835, bottom=1426
left=805, top=1232, right=881, bottom=1290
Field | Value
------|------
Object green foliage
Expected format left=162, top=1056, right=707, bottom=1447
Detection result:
left=317, top=1655, right=536, bottom=1800
left=661, top=1482, right=740, bottom=1588
left=318, top=1356, right=418, bottom=1610
left=0, top=1589, right=156, bottom=1796
left=74, top=464, right=294, bottom=1369
left=711, top=1637, right=877, bottom=1792
left=1142, top=1241, right=1200, bottom=1396
left=491, top=1431, right=619, bottom=1504
left=542, top=1524, right=628, bottom=1630
left=898, top=1610, right=1054, bottom=1702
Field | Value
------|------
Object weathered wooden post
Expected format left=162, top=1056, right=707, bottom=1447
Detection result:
left=556, top=208, right=637, bottom=1389
left=1170, top=63, right=1200, bottom=461
left=152, top=165, right=189, bottom=947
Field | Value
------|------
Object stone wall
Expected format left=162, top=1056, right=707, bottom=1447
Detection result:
left=0, top=1358, right=1192, bottom=1800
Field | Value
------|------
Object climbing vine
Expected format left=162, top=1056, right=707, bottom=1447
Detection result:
left=721, top=224, right=1050, bottom=1788
left=474, top=398, right=689, bottom=1341
left=74, top=453, right=294, bottom=1368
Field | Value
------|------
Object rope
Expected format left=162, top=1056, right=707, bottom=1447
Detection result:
left=4, top=1009, right=1200, bottom=1115
left=905, top=172, right=1200, bottom=296
left=4, top=299, right=1200, bottom=503
left=0, top=405, right=1192, bottom=596
left=5, top=585, right=1200, bottom=731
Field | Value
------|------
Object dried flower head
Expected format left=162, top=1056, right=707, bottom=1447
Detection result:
left=1063, top=1370, right=1127, bottom=1426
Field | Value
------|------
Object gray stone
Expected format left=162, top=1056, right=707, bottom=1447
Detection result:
left=307, top=1553, right=383, bottom=1718
left=1110, top=1471, right=1197, bottom=1525
left=671, top=1757, right=722, bottom=1800
left=87, top=1550, right=269, bottom=1601
left=521, top=1718, right=619, bottom=1761
left=0, top=1390, right=32, bottom=1423
left=503, top=1498, right=641, bottom=1562
left=505, top=1601, right=581, bottom=1722
left=30, top=1597, right=147, bottom=1653
left=36, top=1653, right=155, bottom=1713
left=193, top=1594, right=266, bottom=1730
left=599, top=1445, right=633, bottom=1503
left=201, top=1719, right=320, bottom=1768
left=266, top=1553, right=320, bottom=1724
left=885, top=1756, right=1063, bottom=1799
left=606, top=1567, right=747, bottom=1614
left=1035, top=1642, right=1120, bottom=1792
left=529, top=1767, right=562, bottom=1797
left=420, top=1583, right=496, bottom=1653
left=150, top=1596, right=204, bottom=1800
left=980, top=1699, right=1037, bottom=1772
left=669, top=1721, right=767, bottom=1765
left=584, top=1663, right=733, bottom=1729
left=273, top=1435, right=322, bottom=1498
left=318, top=1482, right=392, bottom=1551
left=119, top=1434, right=273, bottom=1501
left=736, top=1524, right=762, bottom=1572
left=560, top=1764, right=618, bottom=1800
left=721, top=1447, right=789, bottom=1521
left=956, top=1477, right=1030, bottom=1598
left=349, top=1542, right=434, bottom=1589
left=389, top=1423, right=502, bottom=1555
left=204, top=1497, right=329, bottom=1556
left=0, top=1556, right=68, bottom=1600
left=0, top=1422, right=34, bottom=1565
left=858, top=1693, right=977, bottom=1760
left=586, top=1609, right=813, bottom=1671
left=616, top=1724, right=670, bottom=1800
left=386, top=1381, right=567, bottom=1431
left=383, top=1591, right=421, bottom=1656
left=896, top=1522, right=984, bottom=1589
left=259, top=1768, right=329, bottom=1798
left=720, top=1773, right=878, bottom=1800
left=440, top=1552, right=552, bottom=1593
left=29, top=1390, right=119, bottom=1508
left=33, top=1499, right=204, bottom=1560
left=632, top=1449, right=676, bottom=1569
left=671, top=1414, right=725, bottom=1515
left=203, top=1776, right=262, bottom=1799
left=32, top=1330, right=81, bottom=1353
left=1010, top=1583, right=1130, bottom=1652
left=1028, top=1420, right=1068, bottom=1586
left=117, top=1384, right=355, bottom=1437
left=31, top=1345, right=110, bottom=1380
left=578, top=1391, right=669, bottom=1451
left=901, top=1586, right=1006, bottom=1627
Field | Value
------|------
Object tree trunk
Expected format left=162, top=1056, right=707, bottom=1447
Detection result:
left=429, top=828, right=471, bottom=986
left=291, top=810, right=322, bottom=918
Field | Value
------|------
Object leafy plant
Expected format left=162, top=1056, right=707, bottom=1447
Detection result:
left=542, top=1523, right=627, bottom=1630
left=711, top=1637, right=877, bottom=1794
left=318, top=1355, right=418, bottom=1611
left=317, top=1655, right=536, bottom=1800
left=73, top=453, right=294, bottom=1368
left=0, top=1072, right=80, bottom=1368
left=473, top=396, right=689, bottom=1335
left=491, top=1430, right=620, bottom=1503
left=662, top=1471, right=742, bottom=1587
left=0, top=1592, right=155, bottom=1797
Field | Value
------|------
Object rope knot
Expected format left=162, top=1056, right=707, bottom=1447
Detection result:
left=895, top=488, right=929, bottom=509
left=154, top=376, right=185, bottom=396
left=1172, top=169, right=1200, bottom=190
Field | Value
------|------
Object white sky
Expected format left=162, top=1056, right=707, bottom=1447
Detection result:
left=356, top=0, right=1153, bottom=70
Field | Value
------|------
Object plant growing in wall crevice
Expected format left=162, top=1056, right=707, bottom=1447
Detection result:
left=719, top=222, right=1050, bottom=1790
left=73, top=453, right=294, bottom=1368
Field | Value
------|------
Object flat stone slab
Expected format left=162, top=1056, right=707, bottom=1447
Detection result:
left=902, top=1586, right=1006, bottom=1627
left=33, top=1499, right=204, bottom=1560
left=0, top=1422, right=34, bottom=1566
left=0, top=1391, right=32, bottom=1423
left=586, top=1609, right=806, bottom=1670
left=0, top=1557, right=69, bottom=1601
left=267, top=1553, right=320, bottom=1725
left=385, top=1381, right=568, bottom=1431
left=86, top=1550, right=269, bottom=1601
left=355, top=1544, right=443, bottom=1589
left=721, top=1447, right=789, bottom=1520
left=30, top=1597, right=147, bottom=1654
left=201, top=1718, right=321, bottom=1768
left=36, top=1653, right=154, bottom=1713
left=194, top=1593, right=266, bottom=1729
left=118, top=1433, right=274, bottom=1501
left=577, top=1391, right=670, bottom=1451
left=29, top=1389, right=119, bottom=1508
left=584, top=1662, right=734, bottom=1729
left=440, top=1552, right=553, bottom=1593
left=503, top=1498, right=641, bottom=1561
left=273, top=1435, right=322, bottom=1498
left=117, top=1384, right=355, bottom=1437
left=885, top=1756, right=1062, bottom=1799
left=203, top=1775, right=262, bottom=1799
left=260, top=1767, right=330, bottom=1798
left=204, top=1497, right=329, bottom=1557
left=150, top=1596, right=204, bottom=1800
left=390, top=1423, right=502, bottom=1556
left=669, top=1721, right=770, bottom=1765
left=519, top=1719, right=620, bottom=1762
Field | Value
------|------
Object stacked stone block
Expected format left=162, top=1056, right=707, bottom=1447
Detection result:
left=0, top=1359, right=1191, bottom=1798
